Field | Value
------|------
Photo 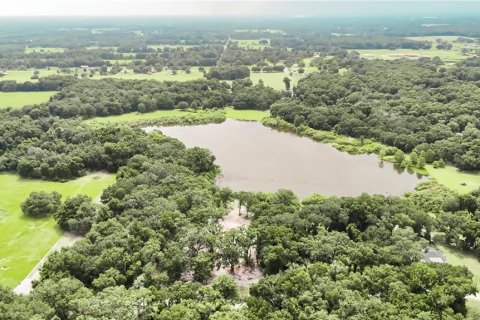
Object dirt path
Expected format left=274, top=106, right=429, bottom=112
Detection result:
left=14, top=233, right=83, bottom=295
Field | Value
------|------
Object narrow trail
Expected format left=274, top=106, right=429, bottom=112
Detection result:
left=217, top=35, right=231, bottom=66
left=14, top=233, right=83, bottom=295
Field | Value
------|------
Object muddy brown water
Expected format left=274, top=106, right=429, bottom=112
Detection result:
left=144, top=119, right=425, bottom=198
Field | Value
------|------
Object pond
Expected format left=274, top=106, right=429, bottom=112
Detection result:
left=144, top=119, right=425, bottom=198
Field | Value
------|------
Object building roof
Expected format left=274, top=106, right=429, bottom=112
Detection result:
left=421, top=247, right=447, bottom=263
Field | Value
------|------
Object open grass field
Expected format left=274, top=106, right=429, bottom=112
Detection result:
left=85, top=108, right=267, bottom=124
left=24, top=47, right=66, bottom=54
left=106, top=59, right=136, bottom=66
left=148, top=44, right=199, bottom=50
left=0, top=91, right=57, bottom=109
left=232, top=39, right=270, bottom=49
left=250, top=72, right=286, bottom=90
left=435, top=241, right=480, bottom=315
left=92, top=67, right=206, bottom=82
left=355, top=48, right=467, bottom=63
left=0, top=172, right=116, bottom=288
left=0, top=69, right=60, bottom=83
left=426, top=165, right=480, bottom=194
left=437, top=243, right=480, bottom=289
left=355, top=35, right=477, bottom=64
left=224, top=107, right=268, bottom=121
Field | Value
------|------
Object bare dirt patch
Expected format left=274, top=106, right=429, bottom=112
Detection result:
left=213, top=263, right=263, bottom=288
left=219, top=201, right=250, bottom=231
left=214, top=202, right=262, bottom=288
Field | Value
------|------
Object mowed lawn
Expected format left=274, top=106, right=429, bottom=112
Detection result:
left=0, top=173, right=116, bottom=288
left=436, top=242, right=480, bottom=314
left=0, top=91, right=57, bottom=108
left=426, top=165, right=480, bottom=194
left=250, top=72, right=286, bottom=90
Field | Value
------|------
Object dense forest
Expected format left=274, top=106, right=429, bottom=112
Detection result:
left=1, top=116, right=477, bottom=318
left=272, top=57, right=480, bottom=170
left=2, top=15, right=480, bottom=320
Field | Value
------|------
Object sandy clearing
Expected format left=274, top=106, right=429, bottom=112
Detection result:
left=214, top=202, right=262, bottom=288
left=218, top=201, right=250, bottom=231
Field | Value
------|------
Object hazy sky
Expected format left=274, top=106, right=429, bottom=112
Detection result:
left=2, top=0, right=479, bottom=17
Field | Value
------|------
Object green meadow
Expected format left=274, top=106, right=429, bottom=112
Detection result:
left=0, top=173, right=116, bottom=288
left=0, top=91, right=57, bottom=109
left=354, top=35, right=476, bottom=64
left=426, top=165, right=480, bottom=194
left=435, top=241, right=480, bottom=314
left=232, top=39, right=270, bottom=49
left=24, top=47, right=65, bottom=54
left=224, top=107, right=268, bottom=121
left=250, top=72, right=287, bottom=90
left=92, top=67, right=206, bottom=82
left=0, top=69, right=60, bottom=83
left=85, top=108, right=268, bottom=124
left=148, top=44, right=199, bottom=50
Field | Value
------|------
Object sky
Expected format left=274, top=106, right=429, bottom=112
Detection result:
left=1, top=0, right=480, bottom=17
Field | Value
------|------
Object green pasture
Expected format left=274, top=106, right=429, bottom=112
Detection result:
left=24, top=47, right=65, bottom=54
left=250, top=72, right=286, bottom=90
left=92, top=67, right=206, bottom=82
left=224, top=107, right=268, bottom=121
left=0, top=69, right=60, bottom=83
left=435, top=241, right=480, bottom=316
left=148, top=44, right=199, bottom=50
left=0, top=172, right=116, bottom=288
left=426, top=165, right=480, bottom=194
left=232, top=39, right=270, bottom=49
left=0, top=91, right=57, bottom=109
left=354, top=35, right=476, bottom=64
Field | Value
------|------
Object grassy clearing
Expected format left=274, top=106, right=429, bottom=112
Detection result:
left=355, top=48, right=467, bottom=63
left=24, top=47, right=65, bottom=54
left=92, top=67, right=206, bottom=82
left=436, top=243, right=480, bottom=289
left=85, top=108, right=267, bottom=125
left=354, top=35, right=477, bottom=64
left=224, top=107, right=268, bottom=121
left=232, top=39, right=270, bottom=49
left=250, top=72, right=286, bottom=90
left=0, top=91, right=57, bottom=109
left=0, top=172, right=116, bottom=288
left=426, top=165, right=480, bottom=194
left=434, top=241, right=480, bottom=316
left=0, top=69, right=60, bottom=83
left=148, top=44, right=199, bottom=50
